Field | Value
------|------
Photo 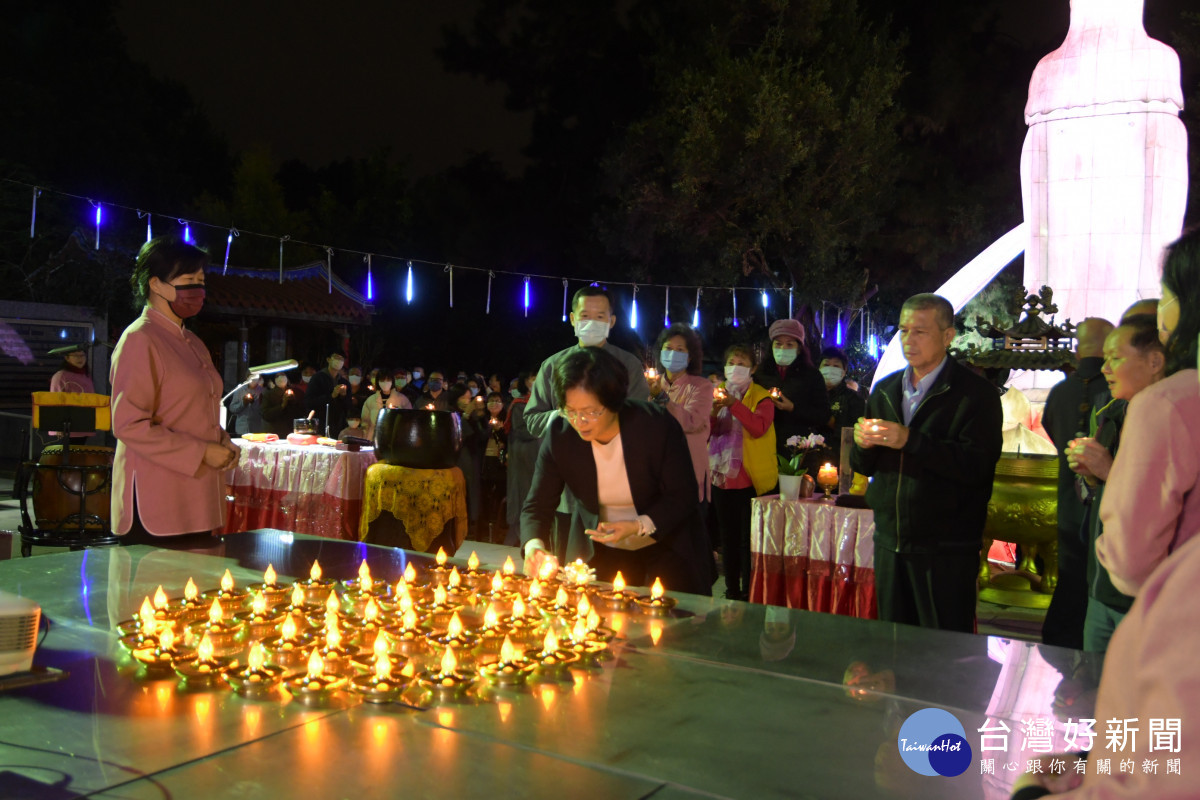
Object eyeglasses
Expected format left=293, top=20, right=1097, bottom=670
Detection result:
left=561, top=408, right=606, bottom=424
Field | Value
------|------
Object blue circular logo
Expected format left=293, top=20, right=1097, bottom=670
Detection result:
left=897, top=708, right=972, bottom=777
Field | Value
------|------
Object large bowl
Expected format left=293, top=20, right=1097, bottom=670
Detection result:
left=373, top=409, right=462, bottom=468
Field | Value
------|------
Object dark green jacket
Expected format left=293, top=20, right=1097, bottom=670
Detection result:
left=850, top=356, right=1003, bottom=554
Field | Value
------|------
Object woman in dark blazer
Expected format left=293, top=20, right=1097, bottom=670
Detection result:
left=521, top=347, right=713, bottom=596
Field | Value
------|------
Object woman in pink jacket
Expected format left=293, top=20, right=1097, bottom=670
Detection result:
left=110, top=237, right=239, bottom=548
left=1096, top=226, right=1200, bottom=597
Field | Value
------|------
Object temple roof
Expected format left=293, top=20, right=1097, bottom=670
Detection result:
left=204, top=262, right=374, bottom=326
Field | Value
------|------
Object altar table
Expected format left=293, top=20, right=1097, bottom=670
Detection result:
left=222, top=439, right=376, bottom=540
left=750, top=496, right=877, bottom=619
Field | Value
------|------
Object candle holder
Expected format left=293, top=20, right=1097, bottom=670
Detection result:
left=247, top=564, right=290, bottom=607
left=417, top=647, right=477, bottom=702
left=634, top=578, right=678, bottom=617
left=524, top=636, right=581, bottom=681
left=132, top=629, right=185, bottom=677
left=461, top=552, right=492, bottom=592
left=201, top=569, right=249, bottom=615
left=479, top=636, right=536, bottom=687
left=295, top=560, right=336, bottom=605
left=565, top=628, right=610, bottom=668
left=189, top=601, right=245, bottom=658
left=168, top=578, right=209, bottom=625
left=261, top=616, right=317, bottom=675
left=286, top=671, right=347, bottom=707
left=426, top=613, right=479, bottom=662
left=174, top=635, right=237, bottom=687
left=426, top=548, right=455, bottom=587
left=597, top=587, right=637, bottom=611
left=235, top=591, right=287, bottom=640
left=225, top=646, right=286, bottom=699
left=349, top=670, right=405, bottom=704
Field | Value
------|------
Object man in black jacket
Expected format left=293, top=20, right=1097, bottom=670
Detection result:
left=850, top=294, right=1002, bottom=632
left=1039, top=316, right=1113, bottom=648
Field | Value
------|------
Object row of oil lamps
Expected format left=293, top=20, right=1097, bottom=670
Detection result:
left=116, top=549, right=678, bottom=706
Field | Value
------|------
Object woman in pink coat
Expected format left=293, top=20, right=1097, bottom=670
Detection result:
left=110, top=237, right=239, bottom=547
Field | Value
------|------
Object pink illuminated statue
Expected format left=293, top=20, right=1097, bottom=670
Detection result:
left=1020, top=0, right=1188, bottom=327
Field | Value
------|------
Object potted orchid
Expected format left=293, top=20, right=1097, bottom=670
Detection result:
left=777, top=434, right=824, bottom=500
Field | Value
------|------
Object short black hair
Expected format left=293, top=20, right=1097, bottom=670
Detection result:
left=553, top=347, right=628, bottom=412
left=901, top=293, right=955, bottom=330
left=515, top=370, right=535, bottom=397
left=654, top=323, right=704, bottom=375
left=130, top=236, right=208, bottom=305
left=723, top=343, right=757, bottom=368
left=445, top=381, right=471, bottom=409
left=1118, top=314, right=1166, bottom=357
left=819, top=347, right=850, bottom=367
left=486, top=391, right=505, bottom=404
left=571, top=285, right=613, bottom=315
left=1162, top=226, right=1200, bottom=376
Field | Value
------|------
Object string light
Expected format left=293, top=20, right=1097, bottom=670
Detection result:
left=760, top=288, right=769, bottom=325
left=90, top=201, right=102, bottom=250
left=365, top=254, right=373, bottom=301
left=223, top=228, right=239, bottom=275
left=523, top=276, right=531, bottom=318
left=731, top=288, right=739, bottom=328
left=325, top=247, right=334, bottom=294
left=561, top=279, right=568, bottom=322
left=138, top=210, right=152, bottom=243
left=835, top=320, right=843, bottom=346
left=30, top=186, right=40, bottom=238
left=405, top=261, right=413, bottom=304
left=788, top=286, right=794, bottom=319
left=486, top=271, right=494, bottom=314
left=664, top=285, right=670, bottom=327
left=868, top=333, right=879, bottom=358
left=447, top=265, right=454, bottom=308
left=278, top=235, right=289, bottom=284
left=693, top=288, right=701, bottom=328
left=180, top=219, right=192, bottom=244
left=630, top=285, right=639, bottom=329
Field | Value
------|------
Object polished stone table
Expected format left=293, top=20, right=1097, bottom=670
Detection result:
left=0, top=532, right=1098, bottom=799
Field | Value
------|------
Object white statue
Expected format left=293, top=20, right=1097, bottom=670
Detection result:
left=1021, top=0, right=1188, bottom=329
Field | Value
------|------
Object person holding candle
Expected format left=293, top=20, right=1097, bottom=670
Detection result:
left=709, top=343, right=777, bottom=601
left=110, top=236, right=239, bottom=548
left=260, top=372, right=298, bottom=437
left=1095, top=226, right=1200, bottom=600
left=521, top=347, right=711, bottom=596
left=756, top=318, right=830, bottom=456
left=818, top=346, right=866, bottom=437
left=482, top=391, right=509, bottom=540
left=648, top=323, right=714, bottom=516
left=850, top=293, right=1002, bottom=632
left=228, top=371, right=266, bottom=436
left=449, top=381, right=487, bottom=538
left=305, top=352, right=350, bottom=437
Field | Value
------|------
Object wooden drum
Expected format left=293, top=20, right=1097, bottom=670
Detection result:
left=33, top=444, right=115, bottom=531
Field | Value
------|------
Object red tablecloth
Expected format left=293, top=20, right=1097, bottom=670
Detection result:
left=750, top=497, right=877, bottom=619
left=222, top=439, right=377, bottom=541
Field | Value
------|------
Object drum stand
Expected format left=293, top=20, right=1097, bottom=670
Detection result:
left=16, top=413, right=119, bottom=557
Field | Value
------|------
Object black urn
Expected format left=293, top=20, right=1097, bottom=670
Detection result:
left=373, top=408, right=462, bottom=468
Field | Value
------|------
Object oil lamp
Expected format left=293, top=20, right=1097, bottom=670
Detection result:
left=296, top=559, right=335, bottom=605
left=817, top=462, right=839, bottom=500
left=345, top=596, right=385, bottom=649
left=282, top=582, right=319, bottom=626
left=151, top=585, right=177, bottom=623
left=645, top=367, right=659, bottom=381
left=286, top=649, right=347, bottom=706
left=117, top=595, right=162, bottom=640
left=247, top=564, right=290, bottom=607
left=306, top=589, right=343, bottom=630
left=524, top=628, right=580, bottom=679
left=169, top=577, right=208, bottom=624
left=560, top=559, right=595, bottom=601
left=190, top=598, right=245, bottom=656
left=174, top=632, right=236, bottom=686
left=349, top=643, right=404, bottom=704
left=500, top=555, right=527, bottom=592
left=550, top=585, right=573, bottom=615
left=235, top=591, right=286, bottom=640
left=476, top=604, right=514, bottom=654
left=635, top=578, right=678, bottom=617
left=418, top=645, right=476, bottom=701
left=481, top=570, right=516, bottom=613
left=597, top=571, right=636, bottom=610
left=445, top=566, right=472, bottom=603
left=382, top=608, right=428, bottom=657
left=342, top=560, right=387, bottom=613
left=462, top=551, right=491, bottom=591
left=383, top=576, right=427, bottom=612
left=427, top=547, right=454, bottom=586
left=565, top=617, right=609, bottom=667
left=202, top=568, right=248, bottom=615
left=225, top=643, right=285, bottom=699
left=132, top=625, right=184, bottom=675
left=403, top=561, right=428, bottom=590
left=426, top=611, right=478, bottom=656
left=261, top=613, right=316, bottom=675
left=425, top=584, right=464, bottom=628
left=506, top=595, right=542, bottom=646
left=480, top=635, right=535, bottom=686
left=352, top=631, right=407, bottom=676
left=317, top=618, right=357, bottom=676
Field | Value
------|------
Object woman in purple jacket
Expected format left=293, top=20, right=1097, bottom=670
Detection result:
left=110, top=237, right=239, bottom=548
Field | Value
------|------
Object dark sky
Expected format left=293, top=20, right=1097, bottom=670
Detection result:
left=115, top=0, right=532, bottom=176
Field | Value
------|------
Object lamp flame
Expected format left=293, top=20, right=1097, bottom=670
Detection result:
left=310, top=560, right=323, bottom=581
left=433, top=584, right=448, bottom=606
left=290, top=583, right=304, bottom=607
left=403, top=563, right=417, bottom=584
left=402, top=609, right=418, bottom=631
left=484, top=605, right=500, bottom=629
left=542, top=629, right=559, bottom=655
left=538, top=558, right=557, bottom=581
left=324, top=591, right=339, bottom=617
left=251, top=591, right=268, bottom=616
left=500, top=635, right=520, bottom=664
left=612, top=572, right=626, bottom=594
left=651, top=578, right=665, bottom=600
left=158, top=625, right=175, bottom=651
left=448, top=566, right=462, bottom=589
left=586, top=609, right=601, bottom=632
left=572, top=618, right=588, bottom=644
left=152, top=586, right=169, bottom=610
left=435, top=547, right=448, bottom=567
left=374, top=651, right=391, bottom=682
left=139, top=596, right=155, bottom=623
left=440, top=646, right=458, bottom=676
left=491, top=571, right=503, bottom=593
left=577, top=594, right=591, bottom=618
left=468, top=551, right=480, bottom=572
left=197, top=633, right=215, bottom=663
left=447, top=612, right=464, bottom=639
left=502, top=556, right=515, bottom=576
left=528, top=579, right=542, bottom=600
left=357, top=560, right=372, bottom=588
left=184, top=577, right=199, bottom=601
left=281, top=614, right=298, bottom=640
left=512, top=596, right=527, bottom=618
left=394, top=577, right=408, bottom=597
left=263, top=564, right=277, bottom=586
left=364, top=597, right=381, bottom=623
left=248, top=642, right=266, bottom=672
left=220, top=569, right=234, bottom=593
left=306, top=650, right=325, bottom=679
left=555, top=587, right=568, bottom=607
left=207, top=598, right=223, bottom=624
left=373, top=633, right=390, bottom=661
left=399, top=593, right=414, bottom=616
left=326, top=624, right=341, bottom=651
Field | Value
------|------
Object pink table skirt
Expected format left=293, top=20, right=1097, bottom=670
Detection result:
left=222, top=440, right=377, bottom=541
left=749, top=496, right=877, bottom=620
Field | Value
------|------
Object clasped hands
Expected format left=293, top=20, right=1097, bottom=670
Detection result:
left=853, top=418, right=909, bottom=450
left=204, top=441, right=240, bottom=471
left=1066, top=437, right=1113, bottom=484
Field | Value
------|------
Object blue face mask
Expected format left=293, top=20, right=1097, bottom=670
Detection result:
left=469, top=387, right=480, bottom=397
left=660, top=348, right=689, bottom=374
left=428, top=379, right=443, bottom=392
left=510, top=388, right=522, bottom=399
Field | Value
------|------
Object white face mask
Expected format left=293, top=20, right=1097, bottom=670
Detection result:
left=724, top=364, right=751, bottom=385
left=378, top=380, right=393, bottom=391
left=302, top=374, right=313, bottom=384
left=574, top=319, right=611, bottom=347
left=820, top=366, right=846, bottom=385
left=330, top=360, right=344, bottom=371
left=348, top=375, right=362, bottom=385
left=772, top=346, right=798, bottom=366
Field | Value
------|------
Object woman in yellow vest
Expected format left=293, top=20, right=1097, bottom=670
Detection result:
left=709, top=344, right=777, bottom=600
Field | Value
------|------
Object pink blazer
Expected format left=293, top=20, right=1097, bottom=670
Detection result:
left=110, top=307, right=230, bottom=536
left=664, top=373, right=714, bottom=501
left=1097, top=369, right=1200, bottom=596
